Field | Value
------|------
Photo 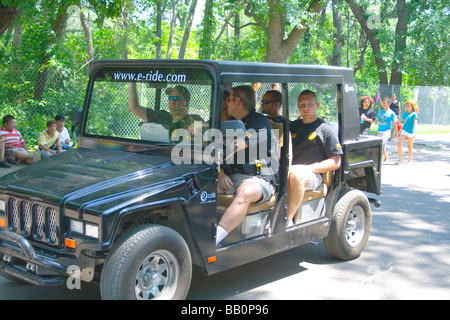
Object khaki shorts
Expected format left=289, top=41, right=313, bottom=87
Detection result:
left=224, top=173, right=275, bottom=203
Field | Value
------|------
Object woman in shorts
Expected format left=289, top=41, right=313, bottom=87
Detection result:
left=374, top=97, right=397, bottom=162
left=397, top=101, right=419, bottom=164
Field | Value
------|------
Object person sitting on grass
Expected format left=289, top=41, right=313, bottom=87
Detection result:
left=38, top=120, right=63, bottom=158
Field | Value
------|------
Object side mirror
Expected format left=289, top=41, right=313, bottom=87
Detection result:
left=70, top=108, right=82, bottom=125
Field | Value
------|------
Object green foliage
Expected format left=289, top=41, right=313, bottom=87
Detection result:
left=0, top=0, right=448, bottom=151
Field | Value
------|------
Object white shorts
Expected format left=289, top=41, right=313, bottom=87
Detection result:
left=376, top=130, right=391, bottom=150
left=290, top=165, right=323, bottom=191
left=399, top=130, right=415, bottom=138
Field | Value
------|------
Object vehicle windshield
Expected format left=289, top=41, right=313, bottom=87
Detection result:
left=84, top=66, right=214, bottom=145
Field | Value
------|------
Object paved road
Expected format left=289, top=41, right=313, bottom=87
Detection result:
left=1, top=134, right=449, bottom=300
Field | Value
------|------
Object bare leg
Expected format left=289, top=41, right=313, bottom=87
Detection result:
left=407, top=136, right=415, bottom=162
left=286, top=167, right=309, bottom=222
left=218, top=180, right=262, bottom=233
left=16, top=151, right=33, bottom=164
left=397, top=135, right=406, bottom=163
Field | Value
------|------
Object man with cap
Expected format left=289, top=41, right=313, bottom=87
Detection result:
left=128, top=83, right=203, bottom=137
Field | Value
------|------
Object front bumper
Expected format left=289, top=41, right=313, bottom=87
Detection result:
left=0, top=229, right=69, bottom=286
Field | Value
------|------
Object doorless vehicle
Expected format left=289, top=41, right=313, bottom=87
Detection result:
left=0, top=60, right=382, bottom=299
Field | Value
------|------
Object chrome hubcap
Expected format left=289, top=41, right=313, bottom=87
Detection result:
left=135, top=250, right=179, bottom=300
left=345, top=205, right=366, bottom=247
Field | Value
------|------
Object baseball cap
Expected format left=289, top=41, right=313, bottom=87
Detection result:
left=165, top=85, right=190, bottom=101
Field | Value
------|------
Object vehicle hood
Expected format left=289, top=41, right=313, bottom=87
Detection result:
left=0, top=148, right=207, bottom=211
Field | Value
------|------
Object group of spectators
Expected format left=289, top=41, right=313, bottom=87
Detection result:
left=359, top=93, right=419, bottom=164
left=0, top=114, right=73, bottom=168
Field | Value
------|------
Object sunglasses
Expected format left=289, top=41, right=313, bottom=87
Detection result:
left=261, top=100, right=276, bottom=105
left=168, top=96, right=183, bottom=101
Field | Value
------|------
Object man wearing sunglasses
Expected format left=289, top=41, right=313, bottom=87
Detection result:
left=261, top=90, right=285, bottom=124
left=128, top=83, right=203, bottom=137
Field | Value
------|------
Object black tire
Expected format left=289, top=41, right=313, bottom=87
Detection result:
left=323, top=189, right=372, bottom=260
left=100, top=224, right=192, bottom=300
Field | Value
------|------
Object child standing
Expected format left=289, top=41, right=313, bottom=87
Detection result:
left=397, top=101, right=419, bottom=164
left=374, top=97, right=397, bottom=162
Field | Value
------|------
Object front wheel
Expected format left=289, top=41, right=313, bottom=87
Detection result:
left=100, top=224, right=192, bottom=300
left=323, top=189, right=372, bottom=260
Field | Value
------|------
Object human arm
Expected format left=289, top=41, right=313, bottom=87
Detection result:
left=38, top=143, right=56, bottom=155
left=217, top=170, right=234, bottom=191
left=56, top=136, right=63, bottom=153
left=307, top=155, right=341, bottom=174
left=128, top=82, right=149, bottom=122
left=20, top=141, right=29, bottom=152
left=361, top=114, right=374, bottom=123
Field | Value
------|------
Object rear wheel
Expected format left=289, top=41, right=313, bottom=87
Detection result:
left=323, top=189, right=372, bottom=260
left=100, top=224, right=192, bottom=300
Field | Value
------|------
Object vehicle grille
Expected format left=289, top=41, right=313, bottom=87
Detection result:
left=6, top=197, right=59, bottom=246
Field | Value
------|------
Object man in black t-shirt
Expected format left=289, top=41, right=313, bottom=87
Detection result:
left=261, top=90, right=286, bottom=125
left=286, top=90, right=343, bottom=227
left=216, top=85, right=277, bottom=246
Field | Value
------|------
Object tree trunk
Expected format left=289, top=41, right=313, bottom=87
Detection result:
left=390, top=0, right=408, bottom=85
left=205, top=10, right=233, bottom=59
left=166, top=0, right=179, bottom=59
left=178, top=0, right=197, bottom=59
left=80, top=11, right=94, bottom=61
left=0, top=4, right=22, bottom=37
left=155, top=1, right=163, bottom=59
left=263, top=0, right=322, bottom=63
left=34, top=5, right=69, bottom=101
left=331, top=0, right=344, bottom=66
left=199, top=0, right=214, bottom=59
left=345, top=0, right=388, bottom=84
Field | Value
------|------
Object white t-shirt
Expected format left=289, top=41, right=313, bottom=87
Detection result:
left=59, top=127, right=71, bottom=145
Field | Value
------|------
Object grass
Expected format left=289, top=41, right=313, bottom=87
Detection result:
left=369, top=123, right=450, bottom=135
left=415, top=124, right=450, bottom=135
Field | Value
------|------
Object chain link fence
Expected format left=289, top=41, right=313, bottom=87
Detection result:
left=1, top=66, right=449, bottom=149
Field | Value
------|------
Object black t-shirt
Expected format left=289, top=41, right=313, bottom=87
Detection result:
left=225, top=111, right=275, bottom=175
left=267, top=115, right=286, bottom=125
left=389, top=101, right=400, bottom=116
left=359, top=107, right=375, bottom=134
left=290, top=118, right=343, bottom=165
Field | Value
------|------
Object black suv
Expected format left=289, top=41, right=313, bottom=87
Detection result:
left=0, top=60, right=381, bottom=299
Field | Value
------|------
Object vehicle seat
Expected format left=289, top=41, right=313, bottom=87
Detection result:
left=302, top=171, right=334, bottom=202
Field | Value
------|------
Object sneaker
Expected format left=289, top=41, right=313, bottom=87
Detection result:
left=0, top=159, right=11, bottom=168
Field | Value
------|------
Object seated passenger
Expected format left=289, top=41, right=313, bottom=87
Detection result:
left=128, top=83, right=203, bottom=139
left=286, top=90, right=343, bottom=227
left=1, top=115, right=34, bottom=164
left=261, top=90, right=285, bottom=124
left=55, top=114, right=74, bottom=150
left=216, top=85, right=277, bottom=246
left=38, top=120, right=63, bottom=158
